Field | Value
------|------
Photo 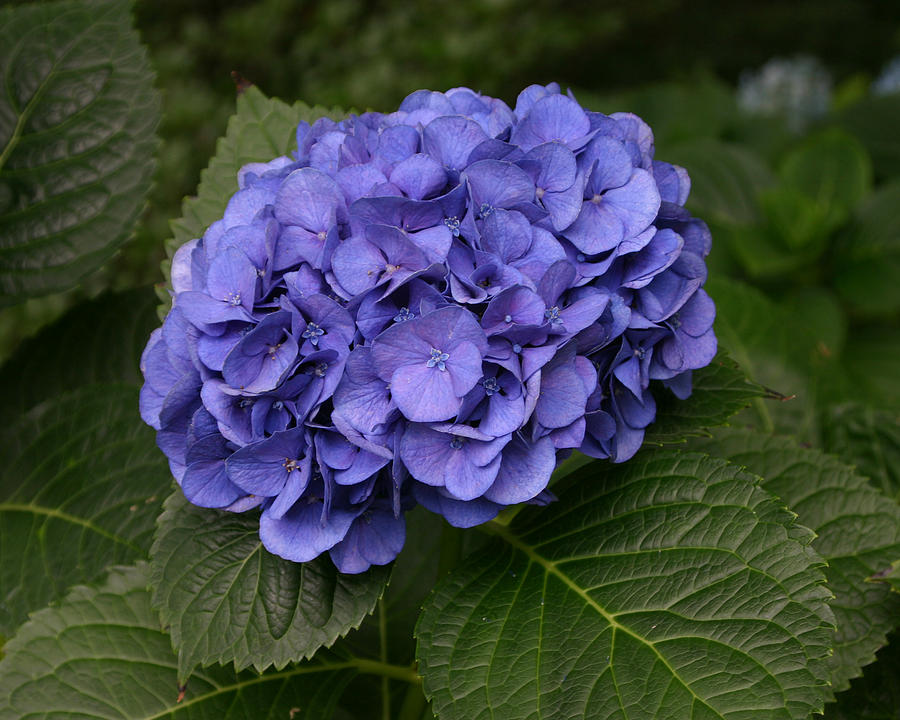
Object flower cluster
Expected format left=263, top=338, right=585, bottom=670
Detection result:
left=737, top=56, right=832, bottom=132
left=140, top=84, right=716, bottom=573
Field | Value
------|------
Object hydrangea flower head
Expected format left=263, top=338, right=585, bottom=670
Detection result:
left=140, top=83, right=716, bottom=573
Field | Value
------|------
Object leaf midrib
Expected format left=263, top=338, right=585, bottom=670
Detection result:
left=485, top=521, right=783, bottom=719
left=0, top=6, right=96, bottom=174
left=0, top=502, right=142, bottom=553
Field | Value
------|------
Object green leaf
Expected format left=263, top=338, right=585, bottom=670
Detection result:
left=871, top=561, right=900, bottom=594
left=707, top=276, right=846, bottom=439
left=665, top=139, right=774, bottom=225
left=837, top=93, right=900, bottom=180
left=416, top=450, right=833, bottom=720
left=833, top=181, right=900, bottom=317
left=842, top=327, right=900, bottom=411
left=778, top=128, right=872, bottom=233
left=0, top=287, right=159, bottom=413
left=0, top=563, right=356, bottom=720
left=689, top=429, right=900, bottom=693
left=0, top=0, right=159, bottom=303
left=821, top=403, right=900, bottom=501
left=150, top=491, right=390, bottom=680
left=162, top=86, right=344, bottom=281
left=0, top=384, right=172, bottom=638
left=824, top=633, right=900, bottom=719
left=644, top=350, right=764, bottom=444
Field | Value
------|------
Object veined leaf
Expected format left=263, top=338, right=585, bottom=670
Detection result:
left=416, top=450, right=833, bottom=720
left=150, top=491, right=390, bottom=680
left=778, top=128, right=872, bottom=233
left=690, top=429, right=900, bottom=693
left=0, top=563, right=355, bottom=720
left=0, top=384, right=171, bottom=637
left=644, top=350, right=764, bottom=445
left=0, top=0, right=159, bottom=303
left=0, top=287, right=159, bottom=414
left=0, top=288, right=168, bottom=636
left=821, top=403, right=900, bottom=501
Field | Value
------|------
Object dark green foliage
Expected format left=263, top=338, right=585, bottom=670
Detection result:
left=690, top=429, right=900, bottom=693
left=0, top=0, right=159, bottom=303
left=151, top=492, right=390, bottom=680
left=417, top=451, right=834, bottom=720
left=0, top=564, right=357, bottom=720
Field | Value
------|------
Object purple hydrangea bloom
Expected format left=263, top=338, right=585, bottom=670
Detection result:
left=140, top=83, right=716, bottom=573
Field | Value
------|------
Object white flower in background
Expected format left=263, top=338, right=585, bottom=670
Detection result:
left=738, top=55, right=832, bottom=132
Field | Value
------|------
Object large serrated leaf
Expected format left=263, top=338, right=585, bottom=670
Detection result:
left=164, top=86, right=344, bottom=263
left=0, top=287, right=159, bottom=414
left=644, top=350, right=764, bottom=444
left=416, top=450, right=834, bottom=720
left=0, top=563, right=356, bottom=720
left=690, top=429, right=900, bottom=693
left=150, top=491, right=390, bottom=680
left=0, top=287, right=169, bottom=636
left=0, top=0, right=159, bottom=303
left=0, top=384, right=172, bottom=637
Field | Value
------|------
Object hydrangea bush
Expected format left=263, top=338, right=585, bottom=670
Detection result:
left=5, top=4, right=900, bottom=718
left=139, top=83, right=716, bottom=573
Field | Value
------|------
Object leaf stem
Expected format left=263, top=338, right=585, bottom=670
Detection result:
left=352, top=657, right=421, bottom=685
left=378, top=598, right=390, bottom=720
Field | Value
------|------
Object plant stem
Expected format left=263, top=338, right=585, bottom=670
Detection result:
left=378, top=598, right=390, bottom=720
left=397, top=681, right=428, bottom=720
left=352, top=657, right=420, bottom=685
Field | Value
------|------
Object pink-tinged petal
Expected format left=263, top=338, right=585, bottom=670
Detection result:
left=483, top=435, right=555, bottom=504
left=390, top=362, right=460, bottom=421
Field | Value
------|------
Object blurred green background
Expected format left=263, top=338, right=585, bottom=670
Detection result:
left=3, top=0, right=900, bottom=372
